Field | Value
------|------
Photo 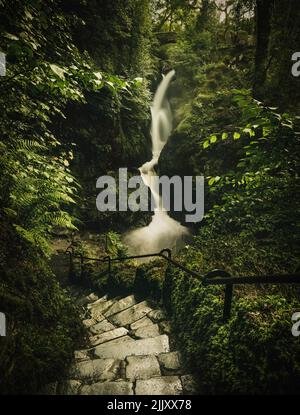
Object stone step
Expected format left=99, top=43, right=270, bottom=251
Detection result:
left=89, top=319, right=116, bottom=335
left=69, top=358, right=121, bottom=382
left=89, top=299, right=115, bottom=316
left=82, top=318, right=97, bottom=329
left=126, top=355, right=161, bottom=380
left=135, top=376, right=183, bottom=395
left=108, top=300, right=153, bottom=326
left=51, top=291, right=199, bottom=395
left=87, top=295, right=108, bottom=309
left=104, top=295, right=136, bottom=318
left=80, top=380, right=134, bottom=395
left=157, top=351, right=183, bottom=375
left=134, top=324, right=160, bottom=339
left=148, top=309, right=166, bottom=323
left=89, top=327, right=128, bottom=347
left=89, top=309, right=106, bottom=323
left=130, top=316, right=153, bottom=330
left=93, top=334, right=169, bottom=360
left=76, top=293, right=99, bottom=306
left=74, top=349, right=90, bottom=362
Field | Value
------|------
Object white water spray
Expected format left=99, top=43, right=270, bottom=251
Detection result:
left=124, top=70, right=189, bottom=256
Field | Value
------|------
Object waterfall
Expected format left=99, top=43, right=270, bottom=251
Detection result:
left=124, top=70, right=189, bottom=257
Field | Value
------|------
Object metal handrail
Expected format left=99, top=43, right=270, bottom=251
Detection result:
left=65, top=245, right=300, bottom=321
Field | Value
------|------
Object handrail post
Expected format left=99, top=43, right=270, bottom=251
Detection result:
left=203, top=269, right=233, bottom=322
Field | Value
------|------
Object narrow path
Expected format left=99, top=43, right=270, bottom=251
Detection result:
left=46, top=288, right=198, bottom=395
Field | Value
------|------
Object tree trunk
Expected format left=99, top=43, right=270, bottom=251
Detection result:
left=253, top=0, right=274, bottom=99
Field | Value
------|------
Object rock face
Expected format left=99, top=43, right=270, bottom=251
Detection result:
left=49, top=292, right=199, bottom=395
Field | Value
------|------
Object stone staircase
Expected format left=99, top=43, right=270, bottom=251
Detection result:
left=49, top=290, right=198, bottom=395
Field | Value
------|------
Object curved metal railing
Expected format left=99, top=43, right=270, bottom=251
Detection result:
left=65, top=244, right=300, bottom=321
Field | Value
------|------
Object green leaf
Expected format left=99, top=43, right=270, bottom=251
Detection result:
left=49, top=64, right=65, bottom=80
left=233, top=132, right=241, bottom=140
left=134, top=77, right=143, bottom=86
left=210, top=135, right=217, bottom=143
left=222, top=132, right=228, bottom=140
left=94, top=71, right=102, bottom=80
left=203, top=140, right=210, bottom=149
left=4, top=33, right=19, bottom=40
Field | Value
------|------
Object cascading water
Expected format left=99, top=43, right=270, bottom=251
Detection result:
left=124, top=70, right=189, bottom=256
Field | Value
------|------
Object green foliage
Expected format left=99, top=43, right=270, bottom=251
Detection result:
left=165, top=261, right=300, bottom=394
left=135, top=259, right=166, bottom=302
left=0, top=0, right=153, bottom=394
left=106, top=231, right=128, bottom=257
left=0, top=220, right=84, bottom=394
left=202, top=90, right=300, bottom=259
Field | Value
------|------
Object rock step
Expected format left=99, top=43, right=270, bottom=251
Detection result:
left=80, top=381, right=134, bottom=395
left=108, top=300, right=153, bottom=327
left=45, top=291, right=199, bottom=395
left=89, top=327, right=128, bottom=347
left=135, top=376, right=183, bottom=395
left=93, top=334, right=169, bottom=359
